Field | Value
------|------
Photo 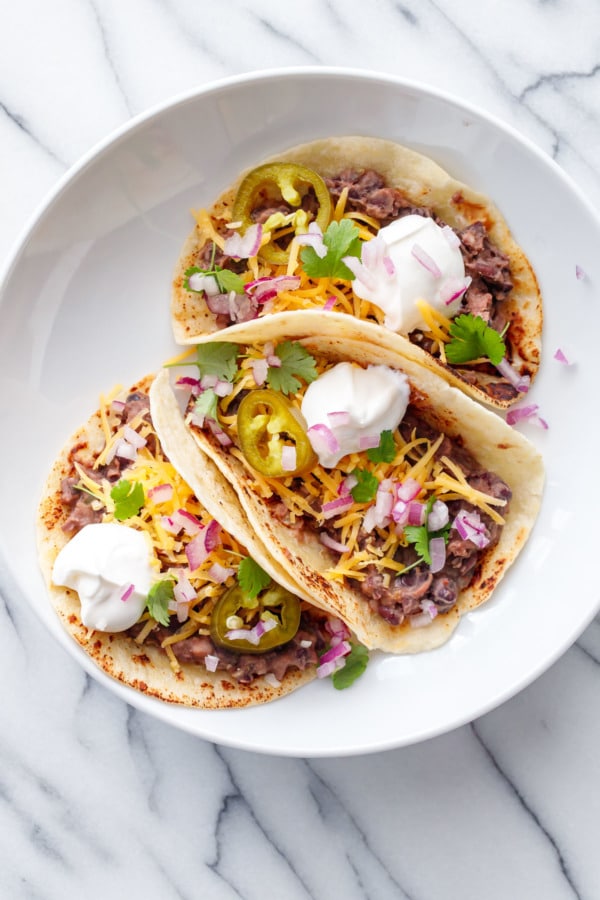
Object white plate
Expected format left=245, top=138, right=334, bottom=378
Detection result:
left=1, top=68, right=596, bottom=757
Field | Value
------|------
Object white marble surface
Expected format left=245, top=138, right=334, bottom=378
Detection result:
left=1, top=2, right=600, bottom=898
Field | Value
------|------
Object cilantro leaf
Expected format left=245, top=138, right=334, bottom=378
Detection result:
left=266, top=341, right=318, bottom=395
left=350, top=468, right=379, bottom=503
left=300, top=219, right=362, bottom=280
left=403, top=524, right=432, bottom=564
left=214, top=268, right=245, bottom=294
left=366, top=430, right=396, bottom=464
left=194, top=388, right=219, bottom=421
left=146, top=579, right=174, bottom=627
left=196, top=342, right=239, bottom=383
left=332, top=644, right=369, bottom=690
left=110, top=480, right=145, bottom=521
left=237, top=557, right=271, bottom=599
left=445, top=313, right=506, bottom=366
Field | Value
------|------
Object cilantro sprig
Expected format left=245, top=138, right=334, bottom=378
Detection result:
left=366, top=430, right=396, bottom=464
left=332, top=644, right=369, bottom=690
left=194, top=388, right=219, bottom=421
left=445, top=313, right=506, bottom=366
left=110, top=480, right=145, bottom=521
left=350, top=468, right=379, bottom=503
left=300, top=219, right=362, bottom=280
left=266, top=341, right=318, bottom=395
left=146, top=579, right=174, bottom=626
left=196, top=342, right=239, bottom=383
left=237, top=557, right=271, bottom=599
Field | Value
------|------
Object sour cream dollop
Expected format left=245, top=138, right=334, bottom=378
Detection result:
left=52, top=523, right=154, bottom=632
left=301, top=363, right=410, bottom=468
left=353, top=215, right=466, bottom=334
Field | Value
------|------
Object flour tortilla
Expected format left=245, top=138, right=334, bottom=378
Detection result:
left=164, top=330, right=544, bottom=653
left=171, top=136, right=542, bottom=409
left=36, top=374, right=319, bottom=709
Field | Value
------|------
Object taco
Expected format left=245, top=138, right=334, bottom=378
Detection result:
left=171, top=136, right=541, bottom=409
left=160, top=328, right=544, bottom=653
left=36, top=374, right=368, bottom=708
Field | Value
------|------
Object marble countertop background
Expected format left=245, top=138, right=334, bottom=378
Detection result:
left=1, top=2, right=600, bottom=898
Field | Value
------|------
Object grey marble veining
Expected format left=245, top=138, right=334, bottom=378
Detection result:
left=1, top=1, right=600, bottom=898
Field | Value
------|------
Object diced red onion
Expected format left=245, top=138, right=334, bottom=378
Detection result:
left=263, top=673, right=281, bottom=688
left=575, top=264, right=586, bottom=281
left=327, top=410, right=351, bottom=427
left=441, top=224, right=461, bottom=248
left=325, top=617, right=351, bottom=639
left=148, top=483, right=173, bottom=504
left=223, top=223, right=262, bottom=259
left=407, top=501, right=425, bottom=526
left=120, top=583, right=134, bottom=602
left=496, top=357, right=530, bottom=393
left=343, top=254, right=377, bottom=290
left=207, top=563, right=235, bottom=583
left=214, top=379, right=233, bottom=398
left=300, top=639, right=313, bottom=649
left=506, top=403, right=549, bottom=430
left=308, top=423, right=340, bottom=458
left=295, top=222, right=326, bottom=258
left=266, top=354, right=281, bottom=368
left=359, top=434, right=380, bottom=450
left=375, top=485, right=394, bottom=520
left=323, top=296, right=336, bottom=311
left=123, top=425, right=146, bottom=449
left=205, top=655, right=219, bottom=673
left=553, top=348, right=571, bottom=365
left=396, top=478, right=422, bottom=502
left=321, top=496, right=353, bottom=520
left=206, top=418, right=233, bottom=447
left=316, top=658, right=344, bottom=678
left=245, top=275, right=301, bottom=303
left=429, top=536, right=447, bottom=574
left=204, top=519, right=222, bottom=553
left=187, top=272, right=220, bottom=294
left=320, top=532, right=350, bottom=554
left=438, top=275, right=472, bottom=305
left=177, top=509, right=203, bottom=535
left=225, top=617, right=277, bottom=646
left=174, top=572, right=196, bottom=604
left=319, top=640, right=352, bottom=666
left=176, top=376, right=201, bottom=398
left=452, top=509, right=490, bottom=549
left=411, top=242, right=442, bottom=278
left=382, top=255, right=396, bottom=276
left=420, top=599, right=438, bottom=620
left=281, top=444, right=297, bottom=472
left=111, top=399, right=126, bottom=413
left=409, top=611, right=434, bottom=629
left=200, top=374, right=218, bottom=390
left=251, top=357, right=269, bottom=386
left=185, top=532, right=209, bottom=571
left=160, top=509, right=201, bottom=536
left=339, top=474, right=358, bottom=496
left=392, top=499, right=408, bottom=526
left=427, top=499, right=449, bottom=531
left=113, top=438, right=137, bottom=462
